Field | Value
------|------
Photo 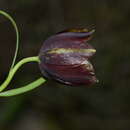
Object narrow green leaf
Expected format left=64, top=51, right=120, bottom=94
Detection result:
left=0, top=10, right=20, bottom=69
left=0, top=77, right=46, bottom=97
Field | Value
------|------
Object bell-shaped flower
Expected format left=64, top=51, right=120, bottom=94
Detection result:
left=39, top=28, right=98, bottom=86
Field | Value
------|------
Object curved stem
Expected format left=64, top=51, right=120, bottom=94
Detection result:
left=0, top=77, right=45, bottom=97
left=0, top=10, right=46, bottom=97
left=0, top=56, right=40, bottom=92
left=0, top=10, right=19, bottom=69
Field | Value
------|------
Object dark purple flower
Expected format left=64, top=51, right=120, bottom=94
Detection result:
left=39, top=28, right=98, bottom=86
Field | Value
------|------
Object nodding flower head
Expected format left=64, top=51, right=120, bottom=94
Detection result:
left=39, top=27, right=98, bottom=86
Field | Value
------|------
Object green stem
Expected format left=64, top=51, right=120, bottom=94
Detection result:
left=0, top=77, right=45, bottom=97
left=0, top=56, right=40, bottom=92
left=0, top=10, right=46, bottom=97
left=0, top=10, right=19, bottom=69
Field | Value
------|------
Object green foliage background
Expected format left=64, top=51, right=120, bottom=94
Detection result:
left=0, top=0, right=130, bottom=130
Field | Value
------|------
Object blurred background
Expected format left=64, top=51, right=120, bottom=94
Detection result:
left=0, top=0, right=130, bottom=130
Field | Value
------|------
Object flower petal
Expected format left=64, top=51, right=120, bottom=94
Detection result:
left=40, top=28, right=95, bottom=53
left=39, top=59, right=97, bottom=86
left=40, top=48, right=96, bottom=65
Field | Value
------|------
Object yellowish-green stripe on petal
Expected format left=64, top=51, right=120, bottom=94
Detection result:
left=48, top=48, right=96, bottom=54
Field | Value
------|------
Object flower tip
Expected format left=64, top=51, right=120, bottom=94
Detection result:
left=90, top=29, right=95, bottom=33
left=96, top=79, right=99, bottom=83
left=87, top=29, right=95, bottom=36
left=90, top=49, right=96, bottom=53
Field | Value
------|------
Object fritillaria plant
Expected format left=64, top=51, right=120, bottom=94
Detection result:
left=0, top=10, right=98, bottom=97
